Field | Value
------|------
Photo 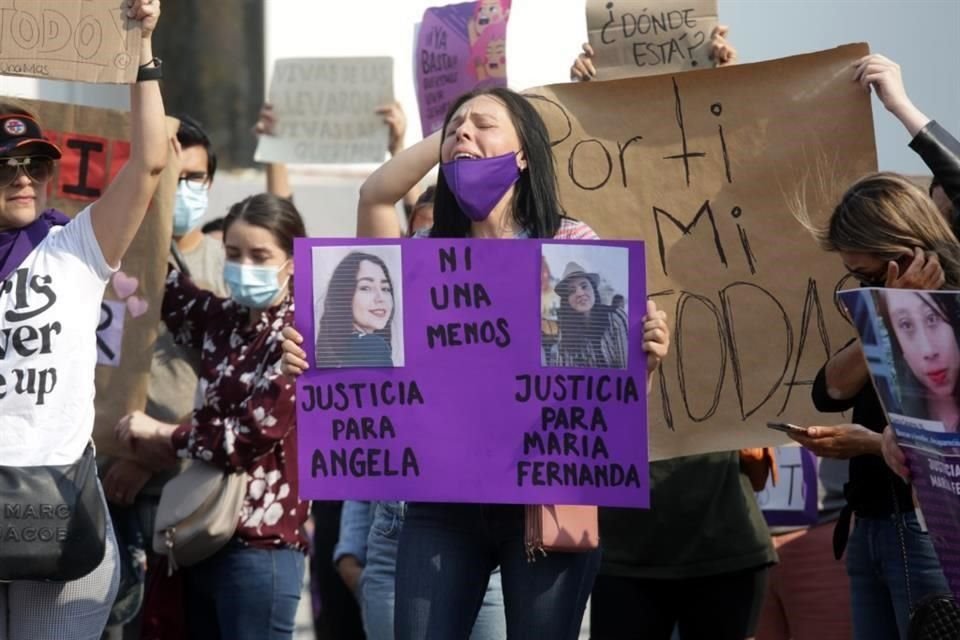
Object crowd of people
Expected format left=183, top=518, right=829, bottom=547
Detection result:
left=0, top=1, right=958, bottom=639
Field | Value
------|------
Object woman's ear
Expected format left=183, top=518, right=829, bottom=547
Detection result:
left=516, top=150, right=527, bottom=171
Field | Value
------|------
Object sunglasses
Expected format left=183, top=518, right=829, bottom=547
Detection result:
left=0, top=156, right=56, bottom=189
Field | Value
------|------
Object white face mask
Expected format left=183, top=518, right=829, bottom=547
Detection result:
left=173, top=181, right=208, bottom=236
left=223, top=259, right=290, bottom=309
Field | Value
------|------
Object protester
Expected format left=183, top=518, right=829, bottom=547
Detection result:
left=855, top=54, right=960, bottom=234
left=116, top=193, right=309, bottom=640
left=281, top=85, right=670, bottom=639
left=315, top=251, right=397, bottom=367
left=0, top=1, right=165, bottom=637
left=794, top=170, right=959, bottom=638
left=566, top=29, right=776, bottom=640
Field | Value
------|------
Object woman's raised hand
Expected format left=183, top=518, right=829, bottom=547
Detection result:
left=885, top=247, right=945, bottom=290
left=709, top=25, right=736, bottom=67
left=128, top=0, right=160, bottom=36
left=281, top=326, right=308, bottom=377
left=253, top=103, right=278, bottom=138
left=642, top=299, right=670, bottom=374
left=570, top=43, right=597, bottom=82
left=853, top=54, right=930, bottom=137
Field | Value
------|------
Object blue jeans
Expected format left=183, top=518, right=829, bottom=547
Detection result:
left=184, top=539, right=306, bottom=640
left=846, top=513, right=951, bottom=640
left=361, top=501, right=505, bottom=640
left=395, top=503, right=600, bottom=640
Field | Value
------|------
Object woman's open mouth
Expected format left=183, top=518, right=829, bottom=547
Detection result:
left=369, top=309, right=387, bottom=318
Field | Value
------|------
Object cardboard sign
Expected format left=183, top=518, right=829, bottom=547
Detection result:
left=755, top=446, right=818, bottom=526
left=295, top=238, right=650, bottom=508
left=841, top=287, right=960, bottom=602
left=0, top=1, right=141, bottom=84
left=586, top=0, right=718, bottom=79
left=21, top=98, right=177, bottom=457
left=526, top=44, right=875, bottom=460
left=255, top=57, right=394, bottom=165
left=415, top=0, right=510, bottom=137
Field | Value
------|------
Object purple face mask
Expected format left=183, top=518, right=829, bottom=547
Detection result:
left=440, top=151, right=521, bottom=222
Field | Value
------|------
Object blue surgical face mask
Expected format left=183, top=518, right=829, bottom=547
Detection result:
left=173, top=181, right=209, bottom=236
left=223, top=260, right=290, bottom=309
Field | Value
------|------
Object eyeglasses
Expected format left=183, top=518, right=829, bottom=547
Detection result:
left=178, top=171, right=209, bottom=193
left=0, top=156, right=55, bottom=189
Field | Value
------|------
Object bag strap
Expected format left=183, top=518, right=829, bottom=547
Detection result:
left=891, top=479, right=916, bottom=614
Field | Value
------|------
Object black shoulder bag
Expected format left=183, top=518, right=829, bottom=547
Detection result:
left=0, top=443, right=106, bottom=581
left=890, top=482, right=960, bottom=639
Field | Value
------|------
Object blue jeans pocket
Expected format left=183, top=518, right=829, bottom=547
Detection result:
left=372, top=502, right=402, bottom=539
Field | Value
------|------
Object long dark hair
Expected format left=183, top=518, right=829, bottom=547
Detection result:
left=556, top=277, right=618, bottom=363
left=430, top=87, right=563, bottom=239
left=315, top=252, right=395, bottom=365
left=877, top=290, right=960, bottom=422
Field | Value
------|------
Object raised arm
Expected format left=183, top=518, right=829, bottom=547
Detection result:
left=377, top=102, right=422, bottom=212
left=357, top=130, right=442, bottom=238
left=854, top=54, right=930, bottom=137
left=90, top=0, right=169, bottom=268
left=253, top=103, right=293, bottom=199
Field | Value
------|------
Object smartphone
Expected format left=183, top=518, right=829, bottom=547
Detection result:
left=766, top=421, right=806, bottom=434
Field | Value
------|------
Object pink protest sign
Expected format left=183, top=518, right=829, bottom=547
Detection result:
left=415, top=0, right=510, bottom=137
left=294, top=238, right=650, bottom=508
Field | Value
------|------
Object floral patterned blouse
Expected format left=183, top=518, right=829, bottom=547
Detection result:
left=162, top=269, right=309, bottom=551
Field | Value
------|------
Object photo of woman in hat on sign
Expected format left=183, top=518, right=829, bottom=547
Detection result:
left=543, top=246, right=630, bottom=369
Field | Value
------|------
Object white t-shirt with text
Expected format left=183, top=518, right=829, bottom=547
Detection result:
left=0, top=207, right=113, bottom=465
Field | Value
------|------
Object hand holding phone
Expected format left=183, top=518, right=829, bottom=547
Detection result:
left=766, top=421, right=807, bottom=435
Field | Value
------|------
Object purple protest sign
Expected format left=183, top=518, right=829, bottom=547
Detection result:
left=757, top=446, right=818, bottom=527
left=840, top=288, right=960, bottom=601
left=415, top=1, right=510, bottom=137
left=294, top=238, right=649, bottom=508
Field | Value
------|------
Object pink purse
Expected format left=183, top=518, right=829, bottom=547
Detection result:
left=524, top=504, right=599, bottom=561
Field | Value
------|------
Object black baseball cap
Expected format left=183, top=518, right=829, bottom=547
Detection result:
left=0, top=114, right=61, bottom=159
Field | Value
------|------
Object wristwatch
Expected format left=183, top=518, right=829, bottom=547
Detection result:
left=136, top=57, right=163, bottom=82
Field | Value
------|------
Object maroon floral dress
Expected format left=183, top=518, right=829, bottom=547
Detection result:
left=162, top=269, right=309, bottom=551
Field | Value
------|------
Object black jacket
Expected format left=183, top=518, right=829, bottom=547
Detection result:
left=909, top=120, right=960, bottom=235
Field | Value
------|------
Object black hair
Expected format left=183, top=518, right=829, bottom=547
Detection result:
left=430, top=87, right=563, bottom=239
left=223, top=193, right=305, bottom=257
left=175, top=113, right=217, bottom=182
left=201, top=217, right=225, bottom=234
left=407, top=185, right=437, bottom=237
left=315, top=252, right=396, bottom=365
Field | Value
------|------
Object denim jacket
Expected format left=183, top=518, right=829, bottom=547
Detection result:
left=333, top=501, right=407, bottom=566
